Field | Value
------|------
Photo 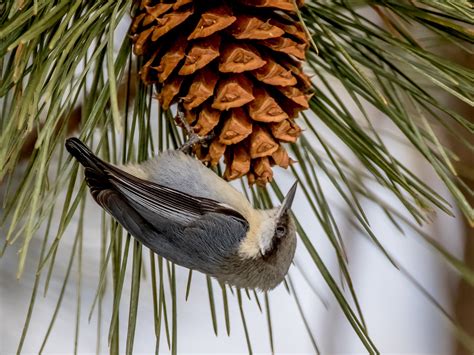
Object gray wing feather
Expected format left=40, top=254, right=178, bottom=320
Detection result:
left=177, top=212, right=248, bottom=274
left=97, top=189, right=247, bottom=273
left=104, top=164, right=248, bottom=227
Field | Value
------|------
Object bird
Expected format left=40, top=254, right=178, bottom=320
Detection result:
left=65, top=137, right=297, bottom=290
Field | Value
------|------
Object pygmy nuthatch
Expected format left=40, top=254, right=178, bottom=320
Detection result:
left=65, top=138, right=297, bottom=290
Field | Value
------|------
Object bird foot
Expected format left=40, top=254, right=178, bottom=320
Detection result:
left=175, top=100, right=214, bottom=154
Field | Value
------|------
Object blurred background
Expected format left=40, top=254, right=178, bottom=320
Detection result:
left=1, top=109, right=469, bottom=354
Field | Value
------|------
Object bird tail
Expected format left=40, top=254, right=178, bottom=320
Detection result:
left=65, top=137, right=111, bottom=200
left=65, top=137, right=104, bottom=171
left=65, top=138, right=163, bottom=253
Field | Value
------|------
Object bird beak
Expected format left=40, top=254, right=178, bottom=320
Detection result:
left=276, top=181, right=298, bottom=219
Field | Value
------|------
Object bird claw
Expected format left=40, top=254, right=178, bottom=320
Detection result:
left=176, top=100, right=214, bottom=154
left=179, top=132, right=215, bottom=154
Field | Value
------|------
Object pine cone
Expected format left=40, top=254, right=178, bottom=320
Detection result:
left=131, top=0, right=312, bottom=186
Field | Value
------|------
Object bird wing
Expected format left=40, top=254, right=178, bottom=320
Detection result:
left=65, top=137, right=248, bottom=229
left=104, top=164, right=248, bottom=227
left=66, top=137, right=250, bottom=273
left=93, top=186, right=209, bottom=269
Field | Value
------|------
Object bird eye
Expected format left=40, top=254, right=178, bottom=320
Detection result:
left=276, top=225, right=286, bottom=237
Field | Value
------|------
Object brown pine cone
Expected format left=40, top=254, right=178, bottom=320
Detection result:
left=131, top=0, right=312, bottom=186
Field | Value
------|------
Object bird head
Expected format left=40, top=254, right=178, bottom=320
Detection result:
left=257, top=181, right=298, bottom=258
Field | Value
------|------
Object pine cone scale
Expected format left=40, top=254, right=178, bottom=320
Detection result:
left=219, top=43, right=267, bottom=73
left=188, top=6, right=237, bottom=40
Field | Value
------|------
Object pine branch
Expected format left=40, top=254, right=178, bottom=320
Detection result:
left=1, top=0, right=473, bottom=353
